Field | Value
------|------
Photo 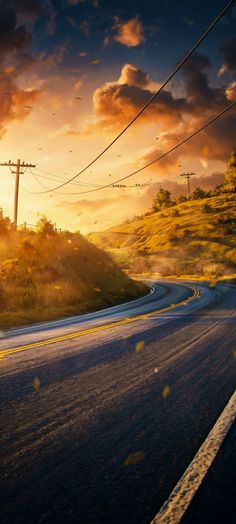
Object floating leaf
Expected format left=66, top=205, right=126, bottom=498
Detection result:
left=124, top=451, right=145, bottom=466
left=202, top=144, right=209, bottom=156
left=135, top=340, right=144, bottom=353
left=33, top=376, right=41, bottom=391
left=5, top=66, right=16, bottom=75
left=162, top=385, right=170, bottom=398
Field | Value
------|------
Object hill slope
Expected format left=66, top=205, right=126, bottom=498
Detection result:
left=88, top=193, right=236, bottom=279
left=0, top=228, right=146, bottom=329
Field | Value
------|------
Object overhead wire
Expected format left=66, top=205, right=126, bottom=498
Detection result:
left=28, top=0, right=235, bottom=193
left=21, top=101, right=236, bottom=196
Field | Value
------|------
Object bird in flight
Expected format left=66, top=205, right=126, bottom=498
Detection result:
left=116, top=154, right=122, bottom=157
left=24, top=105, right=33, bottom=109
left=155, top=136, right=159, bottom=140
left=108, top=174, right=111, bottom=177
left=52, top=113, right=55, bottom=116
left=69, top=150, right=73, bottom=153
left=74, top=97, right=82, bottom=100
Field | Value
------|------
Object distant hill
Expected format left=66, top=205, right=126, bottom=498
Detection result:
left=0, top=218, right=146, bottom=329
left=88, top=192, right=236, bottom=280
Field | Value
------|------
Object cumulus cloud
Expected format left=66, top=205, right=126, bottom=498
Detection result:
left=118, top=63, right=150, bottom=87
left=142, top=109, right=236, bottom=169
left=181, top=53, right=227, bottom=112
left=85, top=53, right=234, bottom=167
left=89, top=63, right=188, bottom=133
left=113, top=16, right=145, bottom=47
left=138, top=53, right=235, bottom=168
left=225, top=81, right=236, bottom=101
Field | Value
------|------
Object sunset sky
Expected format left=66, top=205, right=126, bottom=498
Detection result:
left=0, top=0, right=236, bottom=232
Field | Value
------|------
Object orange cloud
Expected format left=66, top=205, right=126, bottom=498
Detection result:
left=225, top=81, right=236, bottom=101
left=89, top=64, right=187, bottom=134
left=113, top=16, right=145, bottom=47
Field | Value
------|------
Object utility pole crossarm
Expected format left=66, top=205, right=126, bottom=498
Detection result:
left=0, top=159, right=36, bottom=229
left=179, top=172, right=196, bottom=198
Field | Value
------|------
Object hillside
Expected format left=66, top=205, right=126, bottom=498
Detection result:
left=88, top=193, right=236, bottom=280
left=0, top=218, right=146, bottom=329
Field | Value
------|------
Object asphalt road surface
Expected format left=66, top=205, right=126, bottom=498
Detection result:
left=1, top=280, right=235, bottom=524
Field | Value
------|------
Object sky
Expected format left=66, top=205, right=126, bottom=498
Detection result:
left=0, top=0, right=236, bottom=232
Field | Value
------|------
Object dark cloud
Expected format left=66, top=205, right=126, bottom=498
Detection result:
left=219, top=37, right=236, bottom=75
left=15, top=0, right=43, bottom=16
left=0, top=4, right=41, bottom=134
left=0, top=4, right=32, bottom=60
left=182, top=53, right=227, bottom=111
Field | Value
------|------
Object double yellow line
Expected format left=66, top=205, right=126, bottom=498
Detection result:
left=0, top=286, right=200, bottom=359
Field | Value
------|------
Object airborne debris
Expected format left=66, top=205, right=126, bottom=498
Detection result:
left=124, top=451, right=145, bottom=466
left=162, top=385, right=171, bottom=398
left=33, top=376, right=41, bottom=391
left=135, top=340, right=144, bottom=353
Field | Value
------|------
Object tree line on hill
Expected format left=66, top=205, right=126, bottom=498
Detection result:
left=151, top=150, right=236, bottom=213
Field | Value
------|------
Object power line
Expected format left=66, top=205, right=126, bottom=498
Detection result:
left=34, top=167, right=104, bottom=187
left=30, top=0, right=235, bottom=194
left=26, top=101, right=235, bottom=196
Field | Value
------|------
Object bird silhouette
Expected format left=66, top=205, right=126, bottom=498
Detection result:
left=74, top=97, right=82, bottom=100
left=69, top=150, right=73, bottom=153
left=24, top=105, right=33, bottom=109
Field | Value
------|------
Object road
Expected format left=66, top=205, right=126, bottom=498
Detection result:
left=0, top=280, right=236, bottom=524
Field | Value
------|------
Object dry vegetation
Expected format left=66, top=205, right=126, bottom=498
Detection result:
left=0, top=216, right=146, bottom=329
left=88, top=193, right=236, bottom=281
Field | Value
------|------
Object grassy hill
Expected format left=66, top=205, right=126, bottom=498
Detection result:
left=88, top=193, right=236, bottom=280
left=0, top=221, right=146, bottom=329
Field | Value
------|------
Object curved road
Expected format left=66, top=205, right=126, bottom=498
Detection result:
left=1, top=280, right=236, bottom=524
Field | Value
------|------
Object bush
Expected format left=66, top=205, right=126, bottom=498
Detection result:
left=202, top=203, right=212, bottom=214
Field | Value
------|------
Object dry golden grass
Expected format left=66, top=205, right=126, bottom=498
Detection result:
left=0, top=227, right=147, bottom=329
left=88, top=193, right=236, bottom=280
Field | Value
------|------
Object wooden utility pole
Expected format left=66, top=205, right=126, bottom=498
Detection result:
left=179, top=172, right=196, bottom=198
left=0, top=159, right=36, bottom=229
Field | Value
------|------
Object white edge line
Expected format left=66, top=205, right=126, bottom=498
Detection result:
left=151, top=389, right=236, bottom=524
left=1, top=284, right=156, bottom=338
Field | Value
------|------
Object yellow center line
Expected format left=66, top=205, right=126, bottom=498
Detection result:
left=0, top=286, right=199, bottom=358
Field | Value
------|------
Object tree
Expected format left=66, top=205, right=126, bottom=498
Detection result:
left=0, top=208, right=11, bottom=235
left=191, top=187, right=209, bottom=199
left=224, top=150, right=236, bottom=192
left=36, top=216, right=55, bottom=235
left=177, top=195, right=187, bottom=204
left=152, top=188, right=173, bottom=212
